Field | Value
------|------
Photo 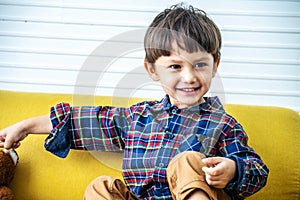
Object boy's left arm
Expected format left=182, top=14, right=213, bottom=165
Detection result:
left=209, top=123, right=269, bottom=198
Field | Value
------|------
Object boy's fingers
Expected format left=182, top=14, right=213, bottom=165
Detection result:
left=0, top=131, right=4, bottom=139
left=12, top=142, right=21, bottom=149
left=202, top=157, right=226, bottom=177
left=202, top=165, right=223, bottom=176
left=0, top=131, right=6, bottom=148
left=4, top=137, right=14, bottom=149
left=202, top=166, right=213, bottom=175
left=202, top=156, right=223, bottom=166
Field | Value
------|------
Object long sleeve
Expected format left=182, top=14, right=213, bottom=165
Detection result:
left=44, top=102, right=133, bottom=158
left=221, top=122, right=269, bottom=199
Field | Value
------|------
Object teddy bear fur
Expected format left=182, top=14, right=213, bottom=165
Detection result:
left=0, top=149, right=18, bottom=200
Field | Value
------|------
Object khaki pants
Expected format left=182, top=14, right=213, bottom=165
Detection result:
left=84, top=151, right=231, bottom=200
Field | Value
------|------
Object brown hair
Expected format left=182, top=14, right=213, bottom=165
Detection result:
left=144, top=3, right=222, bottom=63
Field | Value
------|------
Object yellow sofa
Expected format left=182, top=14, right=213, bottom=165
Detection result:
left=0, top=90, right=299, bottom=200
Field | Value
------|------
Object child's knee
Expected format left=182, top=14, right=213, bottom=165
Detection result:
left=166, top=151, right=207, bottom=187
left=89, top=176, right=116, bottom=188
left=85, top=176, right=140, bottom=200
left=167, top=151, right=206, bottom=171
left=84, top=176, right=117, bottom=199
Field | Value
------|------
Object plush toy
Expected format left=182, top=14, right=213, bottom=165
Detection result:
left=0, top=149, right=18, bottom=200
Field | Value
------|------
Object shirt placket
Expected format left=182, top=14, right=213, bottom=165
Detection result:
left=156, top=108, right=178, bottom=166
left=153, top=107, right=179, bottom=196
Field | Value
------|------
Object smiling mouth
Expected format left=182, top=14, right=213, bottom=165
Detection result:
left=178, top=87, right=200, bottom=92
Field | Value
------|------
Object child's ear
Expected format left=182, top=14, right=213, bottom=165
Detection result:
left=144, top=61, right=160, bottom=81
left=212, top=57, right=220, bottom=78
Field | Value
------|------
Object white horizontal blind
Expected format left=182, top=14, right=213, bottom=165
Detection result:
left=0, top=0, right=299, bottom=112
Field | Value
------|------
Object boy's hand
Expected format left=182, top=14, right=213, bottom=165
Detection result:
left=202, top=157, right=237, bottom=189
left=0, top=114, right=52, bottom=149
left=0, top=120, right=28, bottom=149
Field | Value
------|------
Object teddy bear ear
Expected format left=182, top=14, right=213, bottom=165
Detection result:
left=3, top=149, right=18, bottom=165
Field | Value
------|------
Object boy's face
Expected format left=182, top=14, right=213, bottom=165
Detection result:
left=144, top=48, right=219, bottom=108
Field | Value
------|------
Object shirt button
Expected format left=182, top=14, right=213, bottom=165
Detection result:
left=159, top=162, right=164, bottom=167
left=166, top=133, right=174, bottom=139
left=172, top=109, right=177, bottom=114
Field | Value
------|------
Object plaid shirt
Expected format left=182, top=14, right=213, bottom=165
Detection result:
left=45, top=96, right=268, bottom=199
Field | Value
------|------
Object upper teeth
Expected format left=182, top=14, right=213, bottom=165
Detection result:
left=183, top=88, right=195, bottom=92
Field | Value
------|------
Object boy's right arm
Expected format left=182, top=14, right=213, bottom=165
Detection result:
left=0, top=114, right=52, bottom=149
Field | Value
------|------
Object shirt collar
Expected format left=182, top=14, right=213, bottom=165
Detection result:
left=162, top=95, right=173, bottom=110
left=161, top=95, right=224, bottom=113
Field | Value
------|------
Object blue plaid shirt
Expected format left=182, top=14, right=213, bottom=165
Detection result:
left=45, top=96, right=268, bottom=199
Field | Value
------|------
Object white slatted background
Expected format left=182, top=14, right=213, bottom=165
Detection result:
left=0, top=0, right=299, bottom=112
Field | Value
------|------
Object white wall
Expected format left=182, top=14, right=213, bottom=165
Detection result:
left=0, top=0, right=299, bottom=112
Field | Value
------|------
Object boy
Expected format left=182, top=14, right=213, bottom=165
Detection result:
left=0, top=4, right=268, bottom=200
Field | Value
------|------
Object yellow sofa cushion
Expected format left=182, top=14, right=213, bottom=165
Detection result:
left=0, top=90, right=299, bottom=200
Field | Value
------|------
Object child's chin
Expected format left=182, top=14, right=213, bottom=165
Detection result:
left=177, top=100, right=201, bottom=108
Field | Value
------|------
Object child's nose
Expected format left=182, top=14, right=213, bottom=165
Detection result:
left=181, top=68, right=196, bottom=83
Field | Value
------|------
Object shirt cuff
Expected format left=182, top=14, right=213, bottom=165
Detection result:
left=224, top=155, right=245, bottom=199
left=44, top=103, right=72, bottom=158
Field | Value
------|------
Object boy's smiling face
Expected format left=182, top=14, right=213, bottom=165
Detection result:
left=144, top=48, right=219, bottom=108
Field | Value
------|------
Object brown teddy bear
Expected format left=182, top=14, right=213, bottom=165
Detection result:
left=0, top=149, right=18, bottom=200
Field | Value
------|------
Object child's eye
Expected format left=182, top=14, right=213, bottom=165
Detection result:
left=169, top=64, right=181, bottom=69
left=194, top=63, right=206, bottom=68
